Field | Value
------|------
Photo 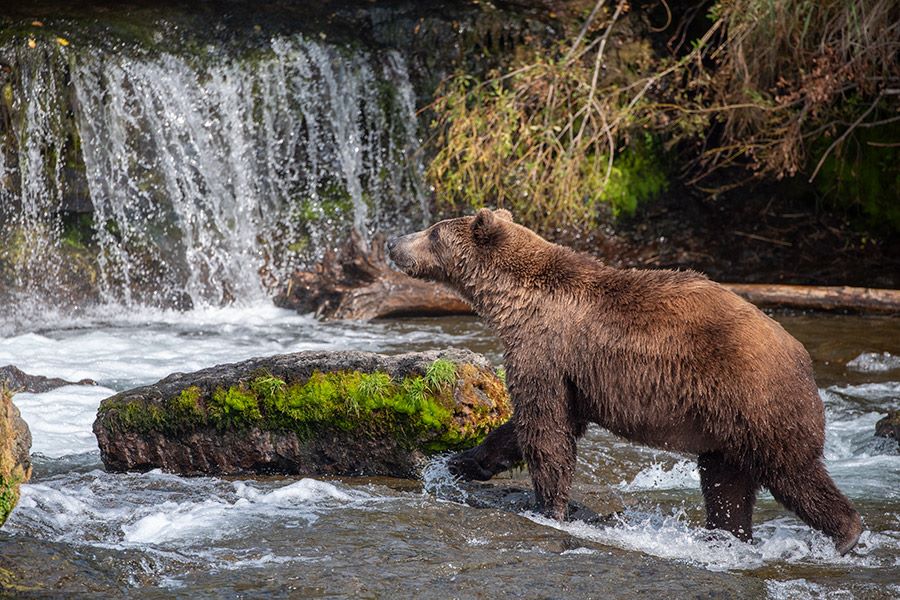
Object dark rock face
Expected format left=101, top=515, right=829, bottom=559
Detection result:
left=875, top=410, right=900, bottom=443
left=1, top=389, right=32, bottom=526
left=93, top=349, right=511, bottom=478
left=0, top=365, right=96, bottom=394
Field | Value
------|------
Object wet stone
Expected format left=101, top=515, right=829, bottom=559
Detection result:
left=93, top=349, right=511, bottom=478
left=0, top=388, right=32, bottom=526
left=875, top=410, right=900, bottom=444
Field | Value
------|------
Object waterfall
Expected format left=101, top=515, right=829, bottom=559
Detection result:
left=0, top=34, right=426, bottom=315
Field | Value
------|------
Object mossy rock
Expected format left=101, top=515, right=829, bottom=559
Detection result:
left=93, top=349, right=511, bottom=478
left=0, top=388, right=32, bottom=527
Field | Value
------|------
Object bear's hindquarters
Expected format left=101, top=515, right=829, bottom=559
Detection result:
left=764, top=459, right=863, bottom=555
left=698, top=452, right=759, bottom=541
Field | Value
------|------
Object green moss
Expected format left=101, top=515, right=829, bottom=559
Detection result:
left=60, top=213, right=94, bottom=250
left=164, top=386, right=206, bottom=432
left=0, top=387, right=27, bottom=527
left=209, top=384, right=262, bottom=429
left=99, top=360, right=511, bottom=454
left=595, top=135, right=669, bottom=217
left=0, top=474, right=18, bottom=526
left=495, top=365, right=506, bottom=385
left=352, top=371, right=393, bottom=411
left=814, top=122, right=900, bottom=233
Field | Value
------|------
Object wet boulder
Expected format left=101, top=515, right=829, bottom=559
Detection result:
left=1, top=388, right=32, bottom=527
left=875, top=410, right=900, bottom=444
left=1, top=365, right=96, bottom=393
left=93, top=349, right=511, bottom=478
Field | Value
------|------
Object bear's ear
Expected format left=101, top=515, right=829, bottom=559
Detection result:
left=472, top=207, right=503, bottom=245
left=494, top=208, right=514, bottom=223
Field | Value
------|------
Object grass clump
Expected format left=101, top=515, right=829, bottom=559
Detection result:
left=427, top=0, right=899, bottom=232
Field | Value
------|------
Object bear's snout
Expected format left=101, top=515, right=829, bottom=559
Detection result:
left=387, top=233, right=415, bottom=272
left=387, top=230, right=439, bottom=279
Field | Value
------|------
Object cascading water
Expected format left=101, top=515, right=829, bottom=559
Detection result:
left=0, top=33, right=426, bottom=324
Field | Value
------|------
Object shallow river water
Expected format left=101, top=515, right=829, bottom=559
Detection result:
left=0, top=304, right=898, bottom=598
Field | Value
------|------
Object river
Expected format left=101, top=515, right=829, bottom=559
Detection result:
left=1, top=6, right=898, bottom=597
left=0, top=305, right=897, bottom=598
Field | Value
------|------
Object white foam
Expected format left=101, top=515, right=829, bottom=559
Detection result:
left=847, top=351, right=900, bottom=373
left=13, top=386, right=115, bottom=457
left=233, top=478, right=369, bottom=505
left=525, top=508, right=898, bottom=573
left=764, top=578, right=874, bottom=600
left=8, top=470, right=380, bottom=552
left=618, top=459, right=700, bottom=492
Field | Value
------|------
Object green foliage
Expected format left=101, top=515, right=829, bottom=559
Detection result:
left=427, top=0, right=898, bottom=233
left=814, top=124, right=900, bottom=232
left=495, top=366, right=506, bottom=385
left=427, top=17, right=669, bottom=232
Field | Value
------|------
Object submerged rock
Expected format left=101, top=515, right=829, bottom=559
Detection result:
left=875, top=410, right=900, bottom=444
left=1, top=388, right=32, bottom=527
left=93, top=350, right=511, bottom=478
left=0, top=365, right=96, bottom=394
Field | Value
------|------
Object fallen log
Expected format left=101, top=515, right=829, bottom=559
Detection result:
left=274, top=230, right=470, bottom=319
left=722, top=283, right=900, bottom=315
left=275, top=234, right=900, bottom=318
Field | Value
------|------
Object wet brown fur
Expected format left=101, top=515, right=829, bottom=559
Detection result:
left=388, top=208, right=863, bottom=555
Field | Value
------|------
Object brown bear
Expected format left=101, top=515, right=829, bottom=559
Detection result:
left=387, top=208, right=863, bottom=555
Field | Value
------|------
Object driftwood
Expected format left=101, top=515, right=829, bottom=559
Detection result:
left=275, top=233, right=900, bottom=319
left=274, top=230, right=470, bottom=319
left=723, top=283, right=900, bottom=315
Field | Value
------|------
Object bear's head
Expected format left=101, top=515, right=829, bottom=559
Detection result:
left=387, top=208, right=550, bottom=298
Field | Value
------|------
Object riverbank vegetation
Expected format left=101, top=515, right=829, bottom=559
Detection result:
left=426, top=0, right=900, bottom=233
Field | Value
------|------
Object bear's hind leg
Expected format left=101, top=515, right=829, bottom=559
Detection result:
left=698, top=452, right=758, bottom=542
left=764, top=459, right=863, bottom=555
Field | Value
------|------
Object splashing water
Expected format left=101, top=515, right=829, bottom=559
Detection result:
left=421, top=455, right=469, bottom=504
left=0, top=34, right=425, bottom=323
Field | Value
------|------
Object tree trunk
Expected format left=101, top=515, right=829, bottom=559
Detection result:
left=723, top=283, right=900, bottom=315
left=275, top=234, right=900, bottom=319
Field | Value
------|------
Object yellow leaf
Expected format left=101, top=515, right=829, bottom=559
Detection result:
left=27, top=38, right=36, bottom=49
left=31, top=20, right=43, bottom=27
left=56, top=37, right=69, bottom=47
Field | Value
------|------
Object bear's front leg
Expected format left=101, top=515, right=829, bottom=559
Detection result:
left=447, top=419, right=522, bottom=480
left=514, top=377, right=581, bottom=521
